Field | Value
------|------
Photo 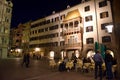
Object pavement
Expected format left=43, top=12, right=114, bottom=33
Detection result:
left=0, top=58, right=111, bottom=80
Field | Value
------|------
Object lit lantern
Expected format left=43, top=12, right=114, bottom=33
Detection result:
left=75, top=50, right=79, bottom=58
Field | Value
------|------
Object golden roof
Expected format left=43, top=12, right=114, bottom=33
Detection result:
left=64, top=9, right=80, bottom=21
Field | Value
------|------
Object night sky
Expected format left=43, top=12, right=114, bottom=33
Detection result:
left=11, top=0, right=82, bottom=28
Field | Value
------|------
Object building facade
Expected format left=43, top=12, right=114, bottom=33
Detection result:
left=10, top=22, right=31, bottom=57
left=29, top=0, right=113, bottom=59
left=0, top=0, right=13, bottom=58
left=8, top=0, right=114, bottom=58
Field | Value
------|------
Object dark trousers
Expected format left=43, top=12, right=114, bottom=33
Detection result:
left=95, top=62, right=102, bottom=80
left=106, top=62, right=113, bottom=80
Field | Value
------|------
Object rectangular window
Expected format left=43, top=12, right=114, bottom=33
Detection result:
left=46, top=20, right=50, bottom=24
left=85, top=15, right=92, bottom=22
left=102, top=36, right=111, bottom=42
left=61, top=24, right=63, bottom=28
left=51, top=18, right=54, bottom=23
left=56, top=17, right=59, bottom=21
left=45, top=28, right=48, bottom=31
left=69, top=22, right=73, bottom=27
left=86, top=26, right=93, bottom=32
left=99, top=1, right=107, bottom=8
left=100, top=12, right=109, bottom=19
left=65, top=23, right=68, bottom=29
left=85, top=6, right=90, bottom=12
left=60, top=41, right=65, bottom=46
left=38, top=29, right=44, bottom=33
left=65, top=23, right=68, bottom=27
left=74, top=21, right=79, bottom=27
left=101, top=23, right=109, bottom=30
left=35, top=30, right=37, bottom=34
left=6, top=8, right=11, bottom=13
left=60, top=14, right=65, bottom=20
left=86, top=38, right=94, bottom=44
left=49, top=25, right=58, bottom=30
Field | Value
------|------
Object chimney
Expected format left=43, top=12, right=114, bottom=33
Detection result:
left=67, top=5, right=70, bottom=9
left=52, top=11, right=55, bottom=14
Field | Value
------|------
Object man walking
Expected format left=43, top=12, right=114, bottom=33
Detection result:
left=93, top=50, right=104, bottom=80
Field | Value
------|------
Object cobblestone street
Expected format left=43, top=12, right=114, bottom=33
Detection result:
left=0, top=58, right=108, bottom=80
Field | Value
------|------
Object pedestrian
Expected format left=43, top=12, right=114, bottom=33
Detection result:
left=93, top=50, right=104, bottom=80
left=21, top=52, right=30, bottom=68
left=58, top=61, right=66, bottom=72
left=21, top=53, right=26, bottom=67
left=82, top=57, right=89, bottom=73
left=25, top=52, right=30, bottom=68
left=73, top=57, right=77, bottom=70
left=105, top=50, right=113, bottom=80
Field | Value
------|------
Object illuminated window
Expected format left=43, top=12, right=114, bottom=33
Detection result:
left=85, top=6, right=90, bottom=12
left=86, top=38, right=94, bottom=44
left=85, top=15, right=92, bottom=22
left=86, top=26, right=93, bottom=32
left=102, top=36, right=111, bottom=42
left=100, top=12, right=109, bottom=19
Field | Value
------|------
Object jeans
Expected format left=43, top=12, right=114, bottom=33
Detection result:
left=106, top=62, right=113, bottom=80
left=95, top=62, right=102, bottom=80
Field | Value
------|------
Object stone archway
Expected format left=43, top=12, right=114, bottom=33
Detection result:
left=86, top=50, right=95, bottom=58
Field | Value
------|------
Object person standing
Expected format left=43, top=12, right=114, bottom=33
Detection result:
left=21, top=52, right=30, bottom=68
left=105, top=50, right=113, bottom=80
left=93, top=50, right=104, bottom=80
left=25, top=53, right=30, bottom=68
left=21, top=53, right=27, bottom=67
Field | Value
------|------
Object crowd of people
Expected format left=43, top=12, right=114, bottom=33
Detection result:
left=20, top=50, right=117, bottom=80
left=49, top=50, right=117, bottom=80
left=49, top=56, right=93, bottom=72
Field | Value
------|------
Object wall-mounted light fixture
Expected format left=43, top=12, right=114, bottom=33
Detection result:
left=50, top=51, right=54, bottom=59
left=106, top=25, right=113, bottom=33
